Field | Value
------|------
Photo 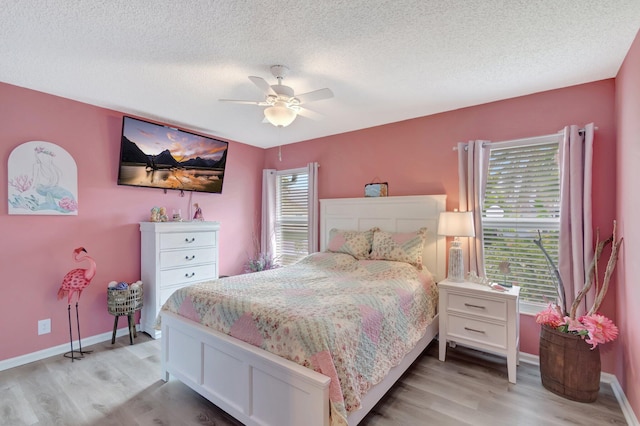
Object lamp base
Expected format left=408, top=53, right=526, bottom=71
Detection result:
left=447, top=241, right=465, bottom=282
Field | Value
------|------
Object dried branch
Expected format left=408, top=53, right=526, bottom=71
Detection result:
left=589, top=221, right=623, bottom=315
left=569, top=229, right=612, bottom=319
left=534, top=230, right=566, bottom=315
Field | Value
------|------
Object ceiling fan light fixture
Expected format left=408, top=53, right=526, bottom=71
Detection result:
left=220, top=65, right=333, bottom=127
left=264, top=104, right=297, bottom=127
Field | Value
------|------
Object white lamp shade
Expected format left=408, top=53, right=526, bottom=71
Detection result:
left=264, top=103, right=297, bottom=127
left=437, top=211, right=476, bottom=237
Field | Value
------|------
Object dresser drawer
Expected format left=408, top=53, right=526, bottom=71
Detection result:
left=160, top=283, right=189, bottom=307
left=160, top=264, right=217, bottom=287
left=160, top=247, right=216, bottom=269
left=447, top=293, right=506, bottom=321
left=160, top=231, right=217, bottom=250
left=448, top=314, right=507, bottom=348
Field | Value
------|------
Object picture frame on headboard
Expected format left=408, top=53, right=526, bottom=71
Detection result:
left=364, top=182, right=388, bottom=197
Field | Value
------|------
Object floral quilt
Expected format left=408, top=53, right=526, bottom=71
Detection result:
left=159, top=252, right=438, bottom=426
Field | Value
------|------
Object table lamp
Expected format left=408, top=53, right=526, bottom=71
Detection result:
left=438, top=210, right=476, bottom=282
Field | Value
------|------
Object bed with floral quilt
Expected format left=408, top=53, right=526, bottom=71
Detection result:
left=161, top=250, right=438, bottom=425
left=158, top=194, right=446, bottom=426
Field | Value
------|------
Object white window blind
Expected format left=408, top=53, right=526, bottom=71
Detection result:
left=275, top=168, right=309, bottom=266
left=482, top=136, right=561, bottom=306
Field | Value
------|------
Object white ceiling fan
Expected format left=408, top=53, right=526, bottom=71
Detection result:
left=219, top=65, right=333, bottom=127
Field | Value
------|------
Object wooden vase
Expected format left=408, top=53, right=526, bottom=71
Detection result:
left=539, top=324, right=601, bottom=402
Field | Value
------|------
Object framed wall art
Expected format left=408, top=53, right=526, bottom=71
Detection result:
left=8, top=141, right=78, bottom=215
left=364, top=182, right=388, bottom=197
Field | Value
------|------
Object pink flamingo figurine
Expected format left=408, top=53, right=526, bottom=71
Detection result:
left=58, top=247, right=96, bottom=361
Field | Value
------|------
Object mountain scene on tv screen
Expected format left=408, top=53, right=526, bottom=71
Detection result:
left=118, top=128, right=227, bottom=193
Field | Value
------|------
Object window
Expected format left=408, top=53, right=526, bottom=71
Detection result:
left=482, top=135, right=561, bottom=309
left=275, top=168, right=309, bottom=266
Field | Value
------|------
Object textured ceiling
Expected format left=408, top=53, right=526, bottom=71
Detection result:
left=1, top=1, right=639, bottom=148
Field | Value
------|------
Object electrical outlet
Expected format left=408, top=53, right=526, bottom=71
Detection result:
left=38, top=318, right=51, bottom=335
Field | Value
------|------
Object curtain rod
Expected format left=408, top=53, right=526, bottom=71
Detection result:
left=452, top=126, right=598, bottom=151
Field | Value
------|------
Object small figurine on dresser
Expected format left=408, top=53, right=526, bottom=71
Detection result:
left=150, top=206, right=160, bottom=222
left=193, top=203, right=204, bottom=221
left=158, top=207, right=169, bottom=222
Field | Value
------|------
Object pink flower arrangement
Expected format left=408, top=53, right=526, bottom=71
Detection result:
left=535, top=304, right=619, bottom=349
left=535, top=304, right=564, bottom=328
left=534, top=221, right=623, bottom=350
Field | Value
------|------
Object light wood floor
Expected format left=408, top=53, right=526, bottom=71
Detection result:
left=0, top=333, right=627, bottom=426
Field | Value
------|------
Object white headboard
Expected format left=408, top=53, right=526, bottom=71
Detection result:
left=320, top=195, right=447, bottom=282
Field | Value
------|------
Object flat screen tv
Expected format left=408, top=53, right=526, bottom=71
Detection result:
left=117, top=116, right=228, bottom=193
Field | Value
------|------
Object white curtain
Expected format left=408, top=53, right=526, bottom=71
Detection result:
left=558, top=123, right=594, bottom=316
left=307, top=162, right=320, bottom=253
left=261, top=169, right=277, bottom=256
left=457, top=140, right=491, bottom=277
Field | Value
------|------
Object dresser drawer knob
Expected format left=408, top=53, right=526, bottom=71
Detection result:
left=185, top=272, right=196, bottom=278
left=464, top=303, right=486, bottom=309
left=464, top=327, right=486, bottom=334
left=185, top=237, right=196, bottom=243
left=185, top=255, right=196, bottom=261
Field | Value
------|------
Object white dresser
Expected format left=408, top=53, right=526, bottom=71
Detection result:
left=438, top=279, right=520, bottom=383
left=139, top=221, right=220, bottom=338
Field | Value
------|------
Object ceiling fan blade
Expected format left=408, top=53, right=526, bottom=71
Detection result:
left=219, top=99, right=268, bottom=106
left=296, top=107, right=323, bottom=120
left=249, top=76, right=277, bottom=96
left=295, top=88, right=333, bottom=104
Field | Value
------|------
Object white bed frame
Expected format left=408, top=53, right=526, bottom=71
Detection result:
left=161, top=195, right=446, bottom=426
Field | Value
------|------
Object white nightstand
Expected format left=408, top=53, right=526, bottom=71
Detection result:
left=438, top=279, right=520, bottom=383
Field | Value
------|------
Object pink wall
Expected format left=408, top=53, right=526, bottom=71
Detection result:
left=266, top=80, right=619, bottom=371
left=1, top=72, right=628, bottom=405
left=615, top=30, right=640, bottom=420
left=0, top=82, right=264, bottom=362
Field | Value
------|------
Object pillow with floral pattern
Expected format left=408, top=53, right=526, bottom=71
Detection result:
left=326, top=227, right=379, bottom=259
left=370, top=227, right=428, bottom=268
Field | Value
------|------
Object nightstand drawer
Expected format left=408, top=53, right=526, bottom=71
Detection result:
left=160, top=231, right=217, bottom=250
left=448, top=315, right=506, bottom=348
left=448, top=293, right=506, bottom=321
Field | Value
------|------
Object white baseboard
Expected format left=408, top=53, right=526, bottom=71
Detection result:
left=603, top=373, right=640, bottom=426
left=518, top=351, right=540, bottom=366
left=519, top=352, right=639, bottom=426
left=0, top=325, right=141, bottom=372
